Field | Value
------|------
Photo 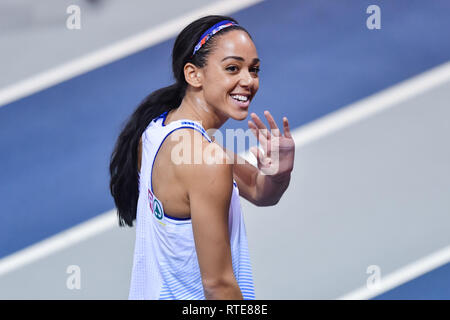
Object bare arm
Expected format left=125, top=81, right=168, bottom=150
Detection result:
left=233, top=152, right=291, bottom=206
left=178, top=130, right=243, bottom=300
left=214, top=143, right=289, bottom=206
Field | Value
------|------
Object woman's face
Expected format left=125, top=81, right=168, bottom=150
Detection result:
left=201, top=30, right=260, bottom=121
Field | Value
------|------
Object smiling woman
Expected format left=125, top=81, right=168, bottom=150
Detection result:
left=109, top=15, right=294, bottom=300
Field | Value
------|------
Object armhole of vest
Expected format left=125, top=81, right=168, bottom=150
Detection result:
left=150, top=125, right=211, bottom=194
left=148, top=126, right=210, bottom=223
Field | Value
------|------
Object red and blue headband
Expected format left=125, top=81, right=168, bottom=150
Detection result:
left=192, top=20, right=239, bottom=56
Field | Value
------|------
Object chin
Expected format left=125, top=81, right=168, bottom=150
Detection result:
left=229, top=109, right=249, bottom=121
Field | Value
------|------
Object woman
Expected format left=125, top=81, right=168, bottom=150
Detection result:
left=109, top=15, right=295, bottom=300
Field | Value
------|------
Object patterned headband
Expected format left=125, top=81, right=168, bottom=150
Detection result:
left=192, top=20, right=239, bottom=56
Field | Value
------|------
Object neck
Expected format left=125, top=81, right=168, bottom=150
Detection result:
left=168, top=88, right=228, bottom=132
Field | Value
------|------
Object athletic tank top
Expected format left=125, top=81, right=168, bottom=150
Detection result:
left=128, top=110, right=255, bottom=300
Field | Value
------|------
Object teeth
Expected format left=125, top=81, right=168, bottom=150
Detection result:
left=231, top=94, right=249, bottom=102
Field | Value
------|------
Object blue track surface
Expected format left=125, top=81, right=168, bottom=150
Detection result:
left=374, top=262, right=450, bottom=299
left=1, top=0, right=449, bottom=297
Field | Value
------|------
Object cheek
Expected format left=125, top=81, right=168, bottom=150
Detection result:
left=203, top=82, right=224, bottom=102
left=254, top=79, right=260, bottom=91
left=206, top=75, right=233, bottom=97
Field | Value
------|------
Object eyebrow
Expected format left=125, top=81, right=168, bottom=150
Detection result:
left=221, top=56, right=260, bottom=64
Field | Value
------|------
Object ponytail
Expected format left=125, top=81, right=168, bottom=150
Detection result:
left=109, top=83, right=183, bottom=226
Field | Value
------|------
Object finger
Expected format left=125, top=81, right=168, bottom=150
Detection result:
left=248, top=120, right=258, bottom=137
left=249, top=118, right=273, bottom=158
left=248, top=120, right=268, bottom=151
left=266, top=127, right=272, bottom=158
left=250, top=113, right=269, bottom=139
left=264, top=110, right=281, bottom=137
left=283, top=116, right=292, bottom=139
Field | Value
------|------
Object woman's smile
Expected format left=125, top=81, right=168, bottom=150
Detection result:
left=229, top=93, right=250, bottom=109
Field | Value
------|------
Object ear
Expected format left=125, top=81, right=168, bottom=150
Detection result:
left=184, top=62, right=203, bottom=88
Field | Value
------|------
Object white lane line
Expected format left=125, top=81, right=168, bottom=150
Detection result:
left=0, top=0, right=264, bottom=108
left=0, top=62, right=449, bottom=285
left=338, top=244, right=450, bottom=300
left=0, top=210, right=117, bottom=277
left=287, top=61, right=450, bottom=149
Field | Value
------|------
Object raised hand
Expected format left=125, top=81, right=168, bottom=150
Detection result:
left=248, top=110, right=295, bottom=176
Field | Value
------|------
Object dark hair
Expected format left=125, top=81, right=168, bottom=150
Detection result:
left=109, top=15, right=251, bottom=227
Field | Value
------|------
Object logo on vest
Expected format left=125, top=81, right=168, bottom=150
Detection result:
left=148, top=188, right=165, bottom=224
left=153, top=198, right=164, bottom=220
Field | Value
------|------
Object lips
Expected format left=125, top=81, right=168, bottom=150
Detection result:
left=229, top=94, right=250, bottom=109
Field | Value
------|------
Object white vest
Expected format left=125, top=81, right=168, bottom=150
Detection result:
left=128, top=110, right=255, bottom=300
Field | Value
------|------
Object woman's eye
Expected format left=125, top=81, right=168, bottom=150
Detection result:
left=226, top=65, right=260, bottom=74
left=251, top=67, right=261, bottom=74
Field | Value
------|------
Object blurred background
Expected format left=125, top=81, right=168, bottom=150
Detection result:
left=0, top=0, right=449, bottom=299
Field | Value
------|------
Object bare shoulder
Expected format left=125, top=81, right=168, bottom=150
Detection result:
left=170, top=129, right=233, bottom=195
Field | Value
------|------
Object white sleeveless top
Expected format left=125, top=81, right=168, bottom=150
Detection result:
left=128, top=110, right=255, bottom=300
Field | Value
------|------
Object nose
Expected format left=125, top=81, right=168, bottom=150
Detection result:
left=239, top=69, right=254, bottom=88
